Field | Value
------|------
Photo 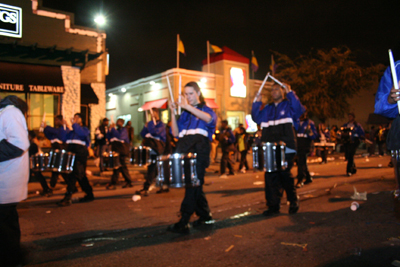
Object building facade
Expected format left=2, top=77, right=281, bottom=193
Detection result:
left=0, top=0, right=107, bottom=141
left=106, top=47, right=272, bottom=144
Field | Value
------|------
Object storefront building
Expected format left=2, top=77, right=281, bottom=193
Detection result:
left=0, top=0, right=107, bottom=141
left=106, top=46, right=272, bottom=143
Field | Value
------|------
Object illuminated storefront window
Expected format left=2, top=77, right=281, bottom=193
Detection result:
left=28, top=94, right=59, bottom=129
left=230, top=67, right=246, bottom=98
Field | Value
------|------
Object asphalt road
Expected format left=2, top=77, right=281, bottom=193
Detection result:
left=19, top=154, right=400, bottom=267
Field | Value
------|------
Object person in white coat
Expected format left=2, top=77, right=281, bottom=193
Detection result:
left=0, top=95, right=30, bottom=266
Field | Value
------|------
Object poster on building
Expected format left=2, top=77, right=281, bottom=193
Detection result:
left=230, top=67, right=247, bottom=98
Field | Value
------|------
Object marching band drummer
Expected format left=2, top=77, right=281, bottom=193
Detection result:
left=135, top=108, right=166, bottom=196
left=58, top=113, right=94, bottom=206
left=167, top=81, right=217, bottom=234
left=43, top=115, right=70, bottom=188
left=340, top=113, right=365, bottom=177
left=252, top=82, right=305, bottom=216
left=106, top=118, right=133, bottom=189
left=295, top=110, right=318, bottom=188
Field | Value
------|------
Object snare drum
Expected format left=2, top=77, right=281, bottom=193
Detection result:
left=156, top=153, right=200, bottom=188
left=252, top=142, right=287, bottom=172
left=131, top=146, right=154, bottom=166
left=30, top=153, right=50, bottom=172
left=48, top=149, right=75, bottom=173
left=103, top=151, right=121, bottom=169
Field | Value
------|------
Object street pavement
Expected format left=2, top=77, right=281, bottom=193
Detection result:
left=20, top=152, right=400, bottom=267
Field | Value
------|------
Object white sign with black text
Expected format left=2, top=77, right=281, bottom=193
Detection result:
left=0, top=3, right=22, bottom=38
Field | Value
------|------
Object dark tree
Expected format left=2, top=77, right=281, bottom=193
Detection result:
left=272, top=47, right=385, bottom=121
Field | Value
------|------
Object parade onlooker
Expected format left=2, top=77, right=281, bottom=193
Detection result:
left=318, top=123, right=330, bottom=164
left=237, top=126, right=249, bottom=173
left=94, top=118, right=109, bottom=173
left=219, top=120, right=236, bottom=178
left=0, top=95, right=30, bottom=266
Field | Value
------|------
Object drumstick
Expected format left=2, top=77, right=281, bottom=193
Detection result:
left=253, top=72, right=270, bottom=103
left=166, top=75, right=176, bottom=115
left=149, top=108, right=156, bottom=125
left=39, top=112, right=46, bottom=132
left=388, top=49, right=400, bottom=114
left=269, top=74, right=285, bottom=88
left=62, top=106, right=66, bottom=130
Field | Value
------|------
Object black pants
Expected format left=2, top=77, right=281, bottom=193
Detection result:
left=111, top=154, right=132, bottom=185
left=220, top=149, right=235, bottom=174
left=50, top=171, right=69, bottom=188
left=0, top=204, right=22, bottom=266
left=66, top=144, right=93, bottom=197
left=98, top=144, right=108, bottom=172
left=239, top=150, right=249, bottom=171
left=180, top=156, right=210, bottom=222
left=31, top=170, right=50, bottom=192
left=297, top=149, right=311, bottom=183
left=264, top=153, right=297, bottom=209
left=346, top=141, right=359, bottom=174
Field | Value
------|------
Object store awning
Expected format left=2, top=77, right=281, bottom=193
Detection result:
left=139, top=98, right=168, bottom=111
left=205, top=98, right=219, bottom=109
left=0, top=61, right=64, bottom=93
left=81, top=84, right=99, bottom=105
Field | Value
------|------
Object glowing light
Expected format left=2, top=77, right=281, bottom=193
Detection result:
left=150, top=81, right=156, bottom=85
left=138, top=108, right=143, bottom=112
left=108, top=93, right=113, bottom=97
left=94, top=15, right=106, bottom=26
left=121, top=87, right=126, bottom=92
left=230, top=67, right=247, bottom=98
left=200, top=78, right=207, bottom=83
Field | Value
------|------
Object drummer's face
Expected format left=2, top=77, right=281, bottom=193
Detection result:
left=184, top=86, right=200, bottom=106
left=271, top=85, right=283, bottom=102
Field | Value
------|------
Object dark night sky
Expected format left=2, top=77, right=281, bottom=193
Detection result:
left=42, top=0, right=400, bottom=89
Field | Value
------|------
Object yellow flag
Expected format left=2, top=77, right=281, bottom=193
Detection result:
left=178, top=40, right=185, bottom=55
left=209, top=44, right=222, bottom=54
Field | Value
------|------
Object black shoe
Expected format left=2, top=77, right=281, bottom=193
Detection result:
left=228, top=172, right=235, bottom=176
left=57, top=195, right=72, bottom=207
left=143, top=190, right=149, bottom=197
left=41, top=188, right=53, bottom=197
left=135, top=189, right=145, bottom=195
left=289, top=202, right=299, bottom=214
left=106, top=183, right=116, bottom=190
left=167, top=221, right=190, bottom=234
left=304, top=179, right=313, bottom=185
left=295, top=182, right=304, bottom=188
left=50, top=179, right=57, bottom=188
left=122, top=182, right=133, bottom=188
left=79, top=194, right=94, bottom=203
left=193, top=216, right=214, bottom=227
left=262, top=208, right=280, bottom=216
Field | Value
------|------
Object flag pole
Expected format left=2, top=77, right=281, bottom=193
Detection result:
left=207, top=40, right=210, bottom=73
left=251, top=50, right=254, bottom=79
left=177, top=34, right=180, bottom=69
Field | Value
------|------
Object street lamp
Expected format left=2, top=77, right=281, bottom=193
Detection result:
left=94, top=15, right=106, bottom=27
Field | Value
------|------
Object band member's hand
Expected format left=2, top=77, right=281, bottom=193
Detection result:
left=41, top=121, right=46, bottom=128
left=110, top=122, right=116, bottom=129
left=178, top=95, right=189, bottom=110
left=144, top=122, right=148, bottom=127
left=255, top=93, right=262, bottom=102
left=283, top=83, right=291, bottom=93
left=388, top=83, right=400, bottom=104
left=169, top=100, right=177, bottom=112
